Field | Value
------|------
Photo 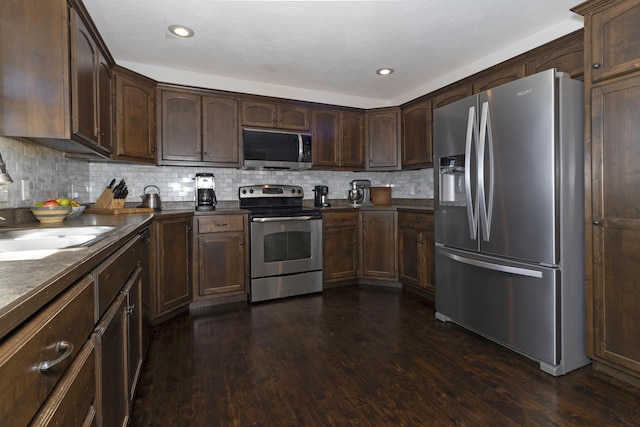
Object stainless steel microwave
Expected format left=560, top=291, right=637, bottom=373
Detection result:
left=241, top=129, right=312, bottom=170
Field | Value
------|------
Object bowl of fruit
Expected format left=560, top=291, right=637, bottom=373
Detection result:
left=31, top=198, right=74, bottom=223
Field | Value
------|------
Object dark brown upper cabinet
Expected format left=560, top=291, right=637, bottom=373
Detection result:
left=401, top=99, right=432, bottom=169
left=160, top=88, right=240, bottom=167
left=241, top=100, right=310, bottom=131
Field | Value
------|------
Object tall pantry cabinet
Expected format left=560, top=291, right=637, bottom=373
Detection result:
left=573, top=0, right=640, bottom=387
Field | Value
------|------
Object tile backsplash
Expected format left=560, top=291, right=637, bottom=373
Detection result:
left=1, top=136, right=434, bottom=208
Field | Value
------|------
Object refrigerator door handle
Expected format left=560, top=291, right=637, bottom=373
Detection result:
left=442, top=250, right=544, bottom=279
left=465, top=106, right=479, bottom=239
left=478, top=101, right=495, bottom=241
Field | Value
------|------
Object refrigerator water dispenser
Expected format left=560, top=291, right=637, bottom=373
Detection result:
left=439, top=155, right=465, bottom=206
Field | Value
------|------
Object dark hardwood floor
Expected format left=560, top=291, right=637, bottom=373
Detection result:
left=130, top=286, right=640, bottom=426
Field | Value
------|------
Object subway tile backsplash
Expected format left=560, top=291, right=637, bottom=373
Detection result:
left=1, top=136, right=434, bottom=208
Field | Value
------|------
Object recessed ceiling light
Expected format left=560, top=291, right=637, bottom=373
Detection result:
left=169, top=25, right=194, bottom=38
left=376, top=68, right=394, bottom=76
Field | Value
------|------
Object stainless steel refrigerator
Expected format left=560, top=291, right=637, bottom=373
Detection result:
left=433, top=69, right=590, bottom=376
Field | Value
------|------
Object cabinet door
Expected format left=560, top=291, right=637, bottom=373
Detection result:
left=340, top=111, right=365, bottom=170
left=401, top=100, right=432, bottom=169
left=277, top=104, right=310, bottom=130
left=399, top=226, right=421, bottom=287
left=161, top=90, right=201, bottom=162
left=590, top=75, right=640, bottom=372
left=202, top=95, right=240, bottom=165
left=150, top=217, right=192, bottom=319
left=196, top=232, right=247, bottom=297
left=323, top=211, right=359, bottom=282
left=367, top=109, right=400, bottom=170
left=242, top=100, right=277, bottom=128
left=97, top=51, right=113, bottom=152
left=589, top=1, right=640, bottom=82
left=526, top=30, right=584, bottom=80
left=0, top=0, right=69, bottom=139
left=125, top=268, right=143, bottom=407
left=361, top=211, right=397, bottom=280
left=71, top=9, right=98, bottom=146
left=312, top=109, right=340, bottom=168
left=472, top=63, right=526, bottom=93
left=93, top=293, right=128, bottom=427
left=113, top=68, right=157, bottom=163
left=432, top=84, right=472, bottom=110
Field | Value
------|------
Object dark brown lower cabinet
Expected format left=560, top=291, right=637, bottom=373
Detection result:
left=193, top=214, right=248, bottom=302
left=398, top=210, right=435, bottom=297
left=360, top=210, right=398, bottom=280
left=322, top=210, right=359, bottom=282
left=93, top=292, right=128, bottom=427
left=147, top=214, right=192, bottom=322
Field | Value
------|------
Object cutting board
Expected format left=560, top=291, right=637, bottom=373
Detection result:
left=85, top=208, right=155, bottom=215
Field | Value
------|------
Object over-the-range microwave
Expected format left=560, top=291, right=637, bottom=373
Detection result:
left=241, top=128, right=312, bottom=171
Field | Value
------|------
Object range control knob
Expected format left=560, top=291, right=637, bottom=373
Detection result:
left=241, top=189, right=246, bottom=195
left=249, top=189, right=254, bottom=194
left=297, top=189, right=302, bottom=194
left=291, top=188, right=295, bottom=194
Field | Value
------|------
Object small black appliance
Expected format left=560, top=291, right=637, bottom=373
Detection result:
left=195, top=173, right=216, bottom=211
left=313, top=185, right=330, bottom=208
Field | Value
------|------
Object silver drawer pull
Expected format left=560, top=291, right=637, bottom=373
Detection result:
left=38, top=340, right=74, bottom=373
left=215, top=223, right=228, bottom=227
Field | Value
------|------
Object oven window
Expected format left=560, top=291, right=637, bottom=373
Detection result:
left=264, top=231, right=311, bottom=263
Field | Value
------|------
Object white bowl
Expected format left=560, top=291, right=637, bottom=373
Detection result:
left=66, top=205, right=86, bottom=220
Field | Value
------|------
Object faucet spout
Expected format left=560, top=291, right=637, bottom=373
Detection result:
left=0, top=152, right=13, bottom=185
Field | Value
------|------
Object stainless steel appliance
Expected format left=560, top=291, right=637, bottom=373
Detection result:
left=239, top=184, right=323, bottom=302
left=347, top=179, right=372, bottom=207
left=433, top=69, right=590, bottom=376
left=241, top=129, right=312, bottom=170
left=140, top=185, right=161, bottom=210
left=195, top=173, right=216, bottom=211
left=312, top=185, right=330, bottom=208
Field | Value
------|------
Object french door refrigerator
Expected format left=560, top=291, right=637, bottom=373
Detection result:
left=433, top=69, right=590, bottom=375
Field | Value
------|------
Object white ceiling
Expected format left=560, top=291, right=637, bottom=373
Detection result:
left=83, top=0, right=583, bottom=108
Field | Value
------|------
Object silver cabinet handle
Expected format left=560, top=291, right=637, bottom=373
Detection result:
left=592, top=63, right=600, bottom=69
left=38, top=340, right=74, bottom=373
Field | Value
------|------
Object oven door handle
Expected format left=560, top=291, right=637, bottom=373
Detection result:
left=252, top=216, right=318, bottom=222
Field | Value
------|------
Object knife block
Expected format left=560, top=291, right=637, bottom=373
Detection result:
left=94, top=188, right=125, bottom=209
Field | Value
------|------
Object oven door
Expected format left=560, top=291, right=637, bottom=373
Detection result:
left=250, top=216, right=322, bottom=278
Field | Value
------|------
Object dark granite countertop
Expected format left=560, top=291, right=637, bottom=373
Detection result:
left=0, top=213, right=153, bottom=340
left=0, top=207, right=250, bottom=340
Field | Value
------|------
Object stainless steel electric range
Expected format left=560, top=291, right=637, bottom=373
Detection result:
left=239, top=184, right=323, bottom=302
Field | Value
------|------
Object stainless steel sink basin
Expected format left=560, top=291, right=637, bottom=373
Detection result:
left=0, top=226, right=117, bottom=256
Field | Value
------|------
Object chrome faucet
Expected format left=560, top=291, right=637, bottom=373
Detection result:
left=0, top=152, right=13, bottom=185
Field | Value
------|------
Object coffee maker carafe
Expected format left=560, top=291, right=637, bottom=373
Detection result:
left=195, top=173, right=217, bottom=211
left=313, top=185, right=330, bottom=208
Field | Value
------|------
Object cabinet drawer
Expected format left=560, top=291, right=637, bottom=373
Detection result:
left=323, top=211, right=358, bottom=227
left=398, top=211, right=433, bottom=230
left=0, top=276, right=94, bottom=427
left=29, top=341, right=95, bottom=427
left=94, top=235, right=142, bottom=321
left=197, top=215, right=245, bottom=233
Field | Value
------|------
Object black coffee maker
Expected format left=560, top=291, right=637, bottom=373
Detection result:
left=195, top=173, right=217, bottom=211
left=313, top=185, right=330, bottom=208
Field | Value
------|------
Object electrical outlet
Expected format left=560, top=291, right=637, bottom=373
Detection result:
left=21, top=179, right=30, bottom=201
left=0, top=187, right=8, bottom=203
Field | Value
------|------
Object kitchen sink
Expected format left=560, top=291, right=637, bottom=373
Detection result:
left=0, top=226, right=117, bottom=259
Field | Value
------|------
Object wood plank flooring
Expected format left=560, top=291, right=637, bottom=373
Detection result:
left=130, top=286, right=640, bottom=426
